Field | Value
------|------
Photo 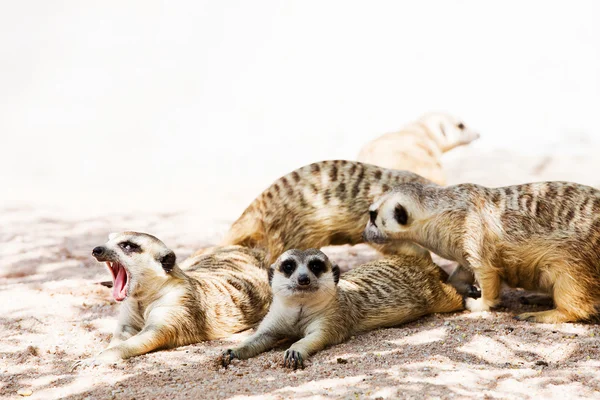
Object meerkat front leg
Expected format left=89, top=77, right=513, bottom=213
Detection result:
left=221, top=330, right=281, bottom=368
left=72, top=325, right=170, bottom=371
left=283, top=327, right=334, bottom=369
left=447, top=265, right=480, bottom=298
left=465, top=268, right=501, bottom=312
left=220, top=311, right=285, bottom=367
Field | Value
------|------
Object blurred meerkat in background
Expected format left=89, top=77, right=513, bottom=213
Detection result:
left=357, top=112, right=480, bottom=185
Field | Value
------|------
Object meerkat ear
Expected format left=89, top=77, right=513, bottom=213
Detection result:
left=160, top=251, right=176, bottom=273
left=394, top=204, right=409, bottom=225
left=268, top=265, right=275, bottom=285
left=332, top=264, right=340, bottom=285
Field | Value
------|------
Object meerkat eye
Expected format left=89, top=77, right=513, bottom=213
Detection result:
left=394, top=204, right=409, bottom=225
left=308, top=259, right=326, bottom=275
left=280, top=260, right=296, bottom=275
left=119, top=241, right=141, bottom=253
left=457, top=122, right=465, bottom=130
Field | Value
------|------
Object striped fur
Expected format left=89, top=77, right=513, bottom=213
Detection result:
left=221, top=250, right=463, bottom=369
left=365, top=181, right=600, bottom=323
left=222, top=160, right=433, bottom=263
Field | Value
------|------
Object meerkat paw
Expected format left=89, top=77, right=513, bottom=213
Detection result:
left=465, top=297, right=492, bottom=312
left=220, top=349, right=239, bottom=369
left=467, top=285, right=482, bottom=299
left=515, top=309, right=575, bottom=323
left=283, top=349, right=304, bottom=370
left=70, top=355, right=119, bottom=372
left=71, top=348, right=125, bottom=372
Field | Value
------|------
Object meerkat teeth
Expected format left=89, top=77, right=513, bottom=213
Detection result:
left=365, top=180, right=600, bottom=323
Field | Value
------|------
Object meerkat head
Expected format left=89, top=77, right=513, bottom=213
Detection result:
left=91, top=231, right=177, bottom=302
left=419, top=112, right=479, bottom=152
left=363, top=183, right=432, bottom=243
left=268, top=249, right=340, bottom=299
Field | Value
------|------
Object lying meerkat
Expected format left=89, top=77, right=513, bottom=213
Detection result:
left=72, top=232, right=271, bottom=369
left=219, top=249, right=464, bottom=369
left=220, top=160, right=434, bottom=264
left=364, top=181, right=600, bottom=323
left=357, top=113, right=480, bottom=185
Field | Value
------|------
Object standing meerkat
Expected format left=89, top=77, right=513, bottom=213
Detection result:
left=363, top=181, right=600, bottom=323
left=72, top=232, right=271, bottom=369
left=357, top=113, right=480, bottom=185
left=220, top=160, right=434, bottom=264
left=219, top=249, right=464, bottom=369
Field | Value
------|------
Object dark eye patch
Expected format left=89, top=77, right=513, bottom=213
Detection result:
left=280, top=259, right=296, bottom=276
left=457, top=122, right=465, bottom=130
left=119, top=241, right=141, bottom=253
left=308, top=259, right=326, bottom=276
left=394, top=204, right=408, bottom=225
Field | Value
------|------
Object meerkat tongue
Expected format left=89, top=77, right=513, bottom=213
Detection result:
left=112, top=264, right=128, bottom=301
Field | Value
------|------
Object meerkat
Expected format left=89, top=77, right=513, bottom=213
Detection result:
left=357, top=113, right=480, bottom=185
left=220, top=160, right=434, bottom=264
left=219, top=249, right=464, bottom=369
left=72, top=232, right=271, bottom=369
left=363, top=181, right=600, bottom=323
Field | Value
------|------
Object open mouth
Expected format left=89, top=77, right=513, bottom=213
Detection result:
left=106, top=261, right=129, bottom=301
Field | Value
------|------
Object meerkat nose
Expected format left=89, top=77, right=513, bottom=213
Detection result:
left=92, top=246, right=105, bottom=257
left=369, top=210, right=378, bottom=225
left=298, top=274, right=311, bottom=286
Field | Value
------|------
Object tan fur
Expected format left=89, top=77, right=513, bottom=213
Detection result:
left=357, top=113, right=479, bottom=185
left=364, top=181, right=600, bottom=323
left=220, top=249, right=463, bottom=369
left=72, top=232, right=271, bottom=369
left=222, top=160, right=434, bottom=264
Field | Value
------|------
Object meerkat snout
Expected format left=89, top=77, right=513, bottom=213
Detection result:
left=297, top=273, right=311, bottom=286
left=92, top=246, right=106, bottom=258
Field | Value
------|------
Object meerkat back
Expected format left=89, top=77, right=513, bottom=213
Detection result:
left=180, top=245, right=272, bottom=335
left=340, top=255, right=464, bottom=332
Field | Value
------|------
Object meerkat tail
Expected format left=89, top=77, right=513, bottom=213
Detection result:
left=221, top=206, right=263, bottom=248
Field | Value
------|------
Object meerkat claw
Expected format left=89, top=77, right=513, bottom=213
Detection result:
left=514, top=313, right=534, bottom=322
left=221, top=349, right=237, bottom=368
left=283, top=350, right=304, bottom=370
left=467, top=285, right=481, bottom=299
left=70, top=357, right=108, bottom=372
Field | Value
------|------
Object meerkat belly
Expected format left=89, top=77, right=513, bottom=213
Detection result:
left=494, top=241, right=559, bottom=292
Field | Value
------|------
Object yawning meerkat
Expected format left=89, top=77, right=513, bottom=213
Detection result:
left=357, top=113, right=480, bottom=185
left=72, top=232, right=271, bottom=369
left=219, top=249, right=464, bottom=369
left=364, top=181, right=600, bottom=323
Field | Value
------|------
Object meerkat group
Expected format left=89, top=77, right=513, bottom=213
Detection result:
left=75, top=111, right=600, bottom=371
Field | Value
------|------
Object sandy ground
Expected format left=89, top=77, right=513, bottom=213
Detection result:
left=3, top=147, right=600, bottom=400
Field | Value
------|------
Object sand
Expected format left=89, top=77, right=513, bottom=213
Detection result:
left=3, top=147, right=600, bottom=400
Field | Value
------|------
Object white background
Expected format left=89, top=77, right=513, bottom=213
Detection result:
left=1, top=1, right=599, bottom=212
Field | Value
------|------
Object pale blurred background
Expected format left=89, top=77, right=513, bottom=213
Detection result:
left=1, top=0, right=599, bottom=218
